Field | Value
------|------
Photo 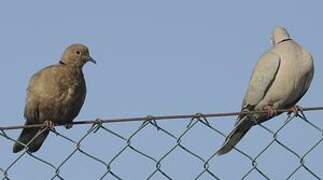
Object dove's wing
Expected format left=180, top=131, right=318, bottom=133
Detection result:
left=241, top=51, right=280, bottom=110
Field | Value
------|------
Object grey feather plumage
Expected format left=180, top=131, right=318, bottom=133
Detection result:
left=217, top=27, right=314, bottom=155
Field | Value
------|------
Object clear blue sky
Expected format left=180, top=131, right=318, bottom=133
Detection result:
left=0, top=0, right=322, bottom=179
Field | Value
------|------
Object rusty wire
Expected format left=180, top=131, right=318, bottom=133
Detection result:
left=0, top=106, right=323, bottom=179
left=1, top=106, right=323, bottom=130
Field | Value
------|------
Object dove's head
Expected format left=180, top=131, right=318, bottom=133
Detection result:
left=271, top=26, right=291, bottom=45
left=60, top=43, right=96, bottom=68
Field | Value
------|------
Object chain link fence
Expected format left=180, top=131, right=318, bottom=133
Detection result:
left=1, top=107, right=323, bottom=180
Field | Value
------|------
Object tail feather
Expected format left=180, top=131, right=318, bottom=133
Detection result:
left=217, top=116, right=253, bottom=155
left=13, top=127, right=49, bottom=153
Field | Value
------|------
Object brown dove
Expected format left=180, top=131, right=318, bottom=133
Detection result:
left=217, top=26, right=314, bottom=155
left=13, top=44, right=96, bottom=153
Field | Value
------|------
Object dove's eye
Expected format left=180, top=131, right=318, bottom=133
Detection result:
left=76, top=51, right=81, bottom=55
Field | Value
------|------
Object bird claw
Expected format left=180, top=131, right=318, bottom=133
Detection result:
left=65, top=123, right=73, bottom=129
left=264, top=105, right=277, bottom=118
left=43, top=120, right=55, bottom=130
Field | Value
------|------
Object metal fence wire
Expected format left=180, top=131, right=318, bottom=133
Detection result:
left=0, top=106, right=323, bottom=180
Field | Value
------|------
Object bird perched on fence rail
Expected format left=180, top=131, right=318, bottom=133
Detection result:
left=217, top=26, right=314, bottom=155
left=13, top=43, right=96, bottom=153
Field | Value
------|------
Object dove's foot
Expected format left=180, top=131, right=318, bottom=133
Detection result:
left=264, top=105, right=277, bottom=118
left=65, top=122, right=73, bottom=129
left=43, top=120, right=55, bottom=130
left=288, top=105, right=303, bottom=116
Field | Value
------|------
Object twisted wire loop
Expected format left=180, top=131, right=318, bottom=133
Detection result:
left=0, top=106, right=322, bottom=179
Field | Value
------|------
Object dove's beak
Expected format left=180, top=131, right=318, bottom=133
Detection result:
left=87, top=56, right=96, bottom=64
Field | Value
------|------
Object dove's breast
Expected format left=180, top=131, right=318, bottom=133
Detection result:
left=26, top=65, right=86, bottom=124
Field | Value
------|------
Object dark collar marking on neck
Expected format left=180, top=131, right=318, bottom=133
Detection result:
left=278, top=38, right=292, bottom=44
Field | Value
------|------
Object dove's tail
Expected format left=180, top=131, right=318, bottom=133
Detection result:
left=216, top=116, right=253, bottom=155
left=13, top=126, right=49, bottom=153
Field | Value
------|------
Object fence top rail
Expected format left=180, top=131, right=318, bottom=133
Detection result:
left=1, top=106, right=323, bottom=131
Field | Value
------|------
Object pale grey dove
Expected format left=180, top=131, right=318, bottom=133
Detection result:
left=13, top=44, right=96, bottom=153
left=217, top=26, right=314, bottom=155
